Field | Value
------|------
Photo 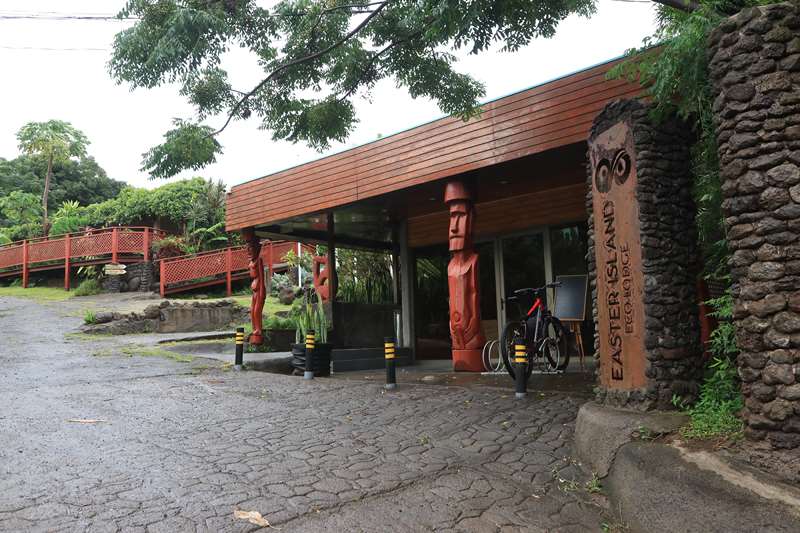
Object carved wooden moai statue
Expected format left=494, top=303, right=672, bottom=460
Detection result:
left=445, top=181, right=486, bottom=371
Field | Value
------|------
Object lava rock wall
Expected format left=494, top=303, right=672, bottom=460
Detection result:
left=708, top=2, right=800, bottom=448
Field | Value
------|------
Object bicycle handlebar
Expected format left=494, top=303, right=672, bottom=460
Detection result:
left=512, top=282, right=562, bottom=297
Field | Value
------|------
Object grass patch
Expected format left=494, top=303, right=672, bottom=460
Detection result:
left=84, top=309, right=97, bottom=324
left=94, top=345, right=194, bottom=363
left=73, top=278, right=103, bottom=297
left=585, top=473, right=603, bottom=494
left=231, top=295, right=292, bottom=316
left=674, top=356, right=744, bottom=440
left=0, top=286, right=74, bottom=302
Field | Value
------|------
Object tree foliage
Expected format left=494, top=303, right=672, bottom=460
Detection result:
left=110, top=0, right=596, bottom=177
left=0, top=191, right=42, bottom=226
left=0, top=156, right=125, bottom=210
left=16, top=120, right=91, bottom=234
left=608, top=0, right=765, bottom=279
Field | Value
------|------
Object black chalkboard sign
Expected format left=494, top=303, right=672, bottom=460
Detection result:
left=553, top=275, right=588, bottom=322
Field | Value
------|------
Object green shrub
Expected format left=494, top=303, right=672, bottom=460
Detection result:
left=265, top=314, right=295, bottom=330
left=674, top=290, right=743, bottom=440
left=152, top=236, right=193, bottom=259
left=676, top=356, right=744, bottom=440
left=74, top=278, right=102, bottom=297
left=84, top=309, right=97, bottom=324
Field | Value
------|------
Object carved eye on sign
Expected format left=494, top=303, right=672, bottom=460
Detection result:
left=612, top=150, right=631, bottom=185
left=594, top=150, right=632, bottom=194
left=595, top=159, right=612, bottom=193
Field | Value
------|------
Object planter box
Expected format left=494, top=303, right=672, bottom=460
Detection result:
left=331, top=347, right=411, bottom=372
left=267, top=328, right=296, bottom=352
left=290, top=343, right=332, bottom=377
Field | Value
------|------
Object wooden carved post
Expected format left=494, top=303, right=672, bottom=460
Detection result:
left=64, top=233, right=71, bottom=291
left=242, top=228, right=266, bottom=345
left=22, top=240, right=29, bottom=289
left=445, top=181, right=485, bottom=371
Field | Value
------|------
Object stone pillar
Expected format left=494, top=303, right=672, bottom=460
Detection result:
left=708, top=2, right=800, bottom=449
left=587, top=99, right=702, bottom=410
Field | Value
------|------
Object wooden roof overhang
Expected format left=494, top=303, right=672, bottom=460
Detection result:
left=226, top=55, right=643, bottom=247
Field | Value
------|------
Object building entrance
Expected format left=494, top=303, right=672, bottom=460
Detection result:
left=413, top=222, right=590, bottom=364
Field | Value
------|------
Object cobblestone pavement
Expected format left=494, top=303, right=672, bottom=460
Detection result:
left=0, top=297, right=611, bottom=532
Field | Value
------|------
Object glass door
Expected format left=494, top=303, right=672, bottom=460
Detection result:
left=496, top=231, right=551, bottom=332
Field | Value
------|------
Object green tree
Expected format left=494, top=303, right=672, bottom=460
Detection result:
left=0, top=155, right=125, bottom=211
left=110, top=0, right=600, bottom=178
left=0, top=191, right=42, bottom=226
left=15, top=120, right=90, bottom=234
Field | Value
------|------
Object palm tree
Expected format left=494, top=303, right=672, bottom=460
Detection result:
left=16, top=120, right=89, bottom=235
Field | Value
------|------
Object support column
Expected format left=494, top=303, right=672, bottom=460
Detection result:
left=398, top=220, right=415, bottom=358
left=22, top=240, right=29, bottom=289
left=64, top=233, right=71, bottom=291
left=587, top=99, right=702, bottom=409
left=708, top=2, right=800, bottom=448
left=327, top=212, right=338, bottom=302
left=111, top=227, right=119, bottom=264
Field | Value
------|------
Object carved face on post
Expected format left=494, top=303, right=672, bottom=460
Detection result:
left=448, top=200, right=473, bottom=252
left=444, top=181, right=474, bottom=252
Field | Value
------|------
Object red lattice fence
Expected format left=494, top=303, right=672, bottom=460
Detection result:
left=0, top=227, right=166, bottom=289
left=159, top=240, right=309, bottom=297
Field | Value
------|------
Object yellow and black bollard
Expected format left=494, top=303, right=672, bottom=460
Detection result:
left=304, top=330, right=316, bottom=380
left=385, top=337, right=397, bottom=390
left=513, top=336, right=527, bottom=399
left=234, top=327, right=245, bottom=370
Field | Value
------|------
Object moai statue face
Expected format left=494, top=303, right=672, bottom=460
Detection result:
left=444, top=181, right=474, bottom=252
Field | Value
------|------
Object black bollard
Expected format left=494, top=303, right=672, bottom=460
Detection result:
left=385, top=337, right=396, bottom=390
left=234, top=327, right=245, bottom=370
left=513, top=336, right=527, bottom=399
left=304, top=330, right=315, bottom=380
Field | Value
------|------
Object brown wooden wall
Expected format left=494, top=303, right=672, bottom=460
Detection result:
left=227, top=57, right=642, bottom=231
left=408, top=182, right=586, bottom=248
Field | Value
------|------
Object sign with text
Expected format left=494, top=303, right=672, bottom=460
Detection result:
left=589, top=122, right=646, bottom=390
left=104, top=263, right=127, bottom=276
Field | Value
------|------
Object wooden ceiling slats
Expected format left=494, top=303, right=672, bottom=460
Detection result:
left=227, top=58, right=641, bottom=230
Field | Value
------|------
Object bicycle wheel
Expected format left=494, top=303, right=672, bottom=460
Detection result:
left=542, top=317, right=570, bottom=371
left=500, top=320, right=533, bottom=380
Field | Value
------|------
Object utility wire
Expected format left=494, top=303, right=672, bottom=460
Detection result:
left=0, top=45, right=108, bottom=51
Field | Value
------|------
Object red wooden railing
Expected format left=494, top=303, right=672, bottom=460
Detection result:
left=159, top=240, right=313, bottom=297
left=0, top=227, right=167, bottom=290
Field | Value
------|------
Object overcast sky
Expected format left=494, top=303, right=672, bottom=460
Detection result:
left=0, top=0, right=658, bottom=190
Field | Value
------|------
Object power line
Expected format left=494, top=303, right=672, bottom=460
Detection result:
left=0, top=14, right=136, bottom=21
left=0, top=45, right=108, bottom=51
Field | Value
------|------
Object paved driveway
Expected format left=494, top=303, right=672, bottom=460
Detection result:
left=0, top=296, right=608, bottom=532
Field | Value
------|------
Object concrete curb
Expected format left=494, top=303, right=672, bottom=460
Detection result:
left=574, top=401, right=688, bottom=477
left=574, top=402, right=800, bottom=532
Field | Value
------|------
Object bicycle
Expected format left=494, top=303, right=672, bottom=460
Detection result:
left=500, top=282, right=570, bottom=379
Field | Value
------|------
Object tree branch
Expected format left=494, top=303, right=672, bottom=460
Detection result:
left=211, top=1, right=390, bottom=136
left=649, top=0, right=700, bottom=13
left=336, top=29, right=424, bottom=103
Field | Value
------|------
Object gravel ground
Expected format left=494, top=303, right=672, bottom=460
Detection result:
left=0, top=296, right=613, bottom=532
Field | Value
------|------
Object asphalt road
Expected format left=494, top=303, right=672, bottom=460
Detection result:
left=0, top=296, right=609, bottom=532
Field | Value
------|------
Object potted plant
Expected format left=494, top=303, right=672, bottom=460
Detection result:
left=290, top=290, right=332, bottom=376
